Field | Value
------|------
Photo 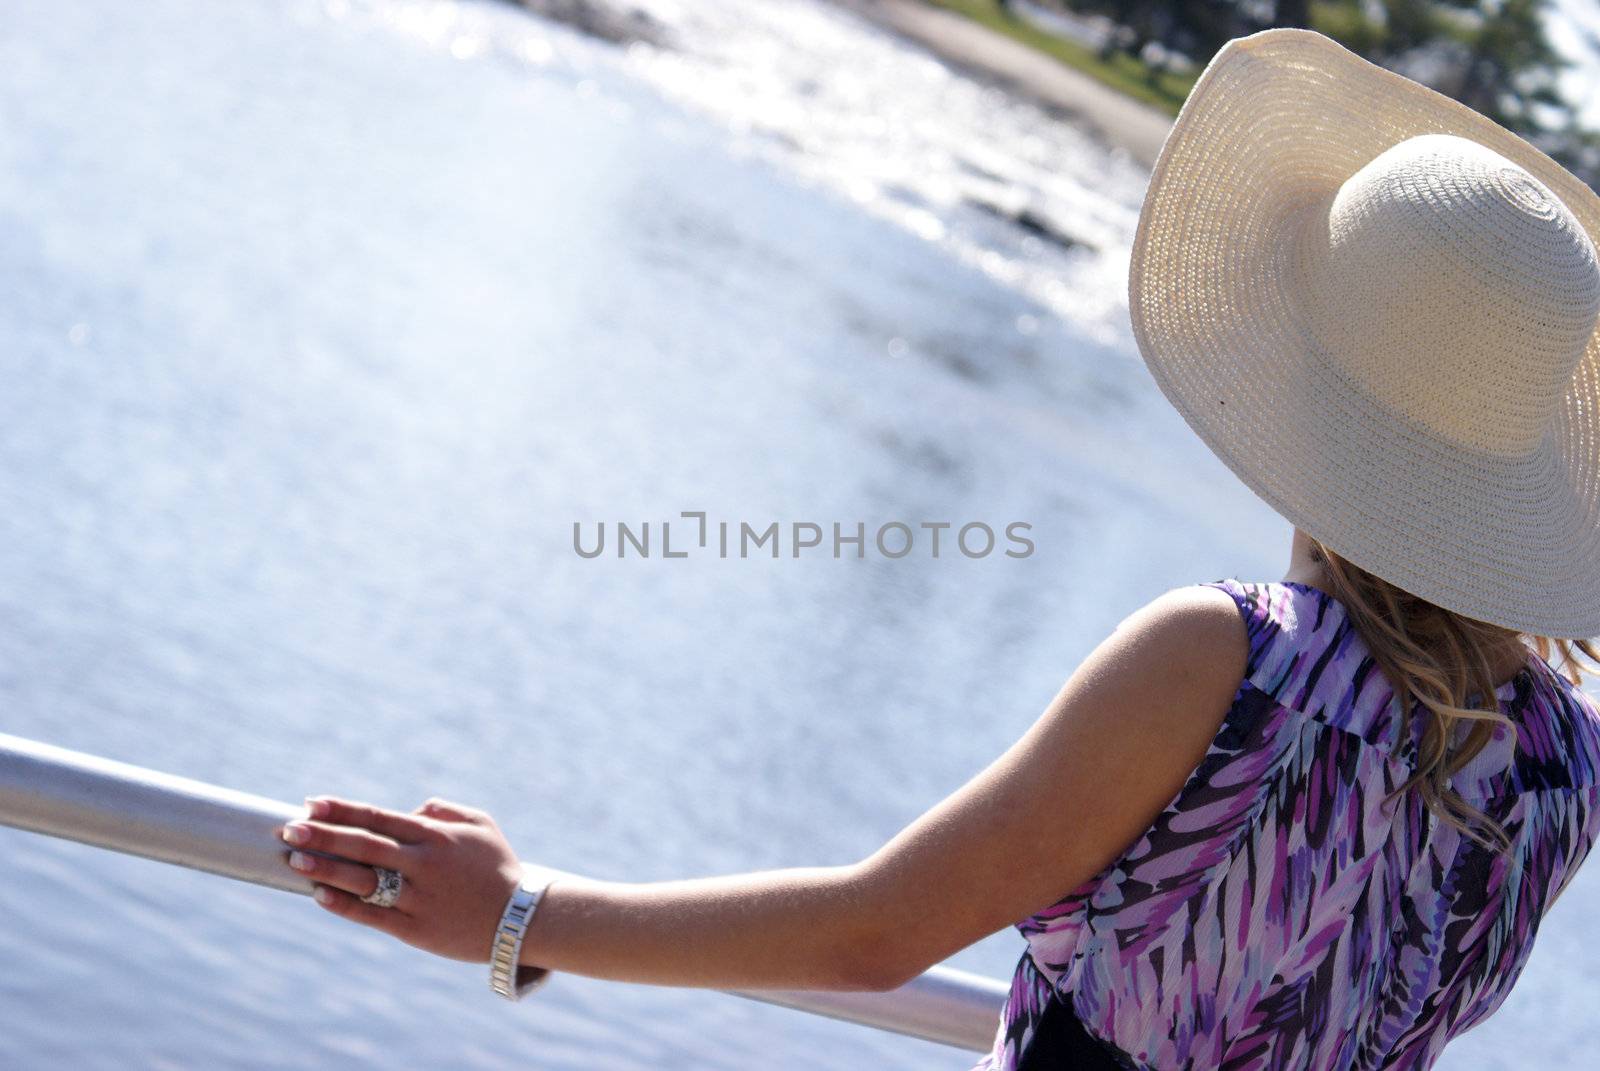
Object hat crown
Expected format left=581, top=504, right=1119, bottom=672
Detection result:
left=1297, top=133, right=1600, bottom=457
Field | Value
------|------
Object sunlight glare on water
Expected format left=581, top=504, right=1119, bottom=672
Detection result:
left=0, top=1, right=1596, bottom=1068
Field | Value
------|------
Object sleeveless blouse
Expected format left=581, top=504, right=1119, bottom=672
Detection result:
left=970, top=578, right=1600, bottom=1070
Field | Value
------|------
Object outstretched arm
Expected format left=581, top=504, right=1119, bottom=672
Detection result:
left=283, top=583, right=1248, bottom=992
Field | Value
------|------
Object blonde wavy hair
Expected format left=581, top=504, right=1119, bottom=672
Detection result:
left=1308, top=536, right=1600, bottom=857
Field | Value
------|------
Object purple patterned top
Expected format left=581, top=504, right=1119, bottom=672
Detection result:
left=971, top=578, right=1600, bottom=1070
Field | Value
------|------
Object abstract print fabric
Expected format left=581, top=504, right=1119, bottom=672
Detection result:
left=971, top=579, right=1600, bottom=1070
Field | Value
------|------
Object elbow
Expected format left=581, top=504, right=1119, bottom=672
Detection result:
left=869, top=958, right=926, bottom=993
left=872, top=951, right=931, bottom=992
left=828, top=863, right=933, bottom=991
left=834, top=933, right=929, bottom=992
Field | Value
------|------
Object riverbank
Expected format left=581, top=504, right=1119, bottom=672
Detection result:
left=828, top=0, right=1176, bottom=170
left=506, top=0, right=1177, bottom=170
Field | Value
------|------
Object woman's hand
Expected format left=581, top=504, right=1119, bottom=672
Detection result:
left=280, top=795, right=523, bottom=964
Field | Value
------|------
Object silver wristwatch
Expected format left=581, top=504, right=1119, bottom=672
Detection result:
left=489, top=862, right=562, bottom=1001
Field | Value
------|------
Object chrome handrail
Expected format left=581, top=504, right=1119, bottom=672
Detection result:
left=0, top=731, right=1005, bottom=1052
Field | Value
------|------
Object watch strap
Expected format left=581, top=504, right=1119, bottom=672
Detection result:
left=489, top=862, right=562, bottom=1001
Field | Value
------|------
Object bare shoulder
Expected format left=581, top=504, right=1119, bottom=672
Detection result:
left=1094, top=583, right=1250, bottom=708
left=846, top=581, right=1256, bottom=979
left=1117, top=582, right=1247, bottom=642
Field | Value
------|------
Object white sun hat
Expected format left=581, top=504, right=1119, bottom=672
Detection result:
left=1128, top=27, right=1600, bottom=639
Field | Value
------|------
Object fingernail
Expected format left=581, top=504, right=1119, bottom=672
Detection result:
left=282, top=822, right=310, bottom=845
left=305, top=798, right=328, bottom=818
left=313, top=886, right=333, bottom=905
left=288, top=851, right=313, bottom=872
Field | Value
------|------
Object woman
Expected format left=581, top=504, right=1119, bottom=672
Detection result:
left=278, top=28, right=1600, bottom=1070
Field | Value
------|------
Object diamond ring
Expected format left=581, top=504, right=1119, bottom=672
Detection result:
left=361, top=866, right=403, bottom=909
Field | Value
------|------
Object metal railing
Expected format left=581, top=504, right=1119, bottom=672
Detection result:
left=0, top=731, right=1007, bottom=1053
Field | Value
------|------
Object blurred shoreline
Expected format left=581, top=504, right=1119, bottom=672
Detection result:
left=826, top=0, right=1174, bottom=170
left=512, top=0, right=1175, bottom=170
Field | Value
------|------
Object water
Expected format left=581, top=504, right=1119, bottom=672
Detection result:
left=0, top=1, right=1595, bottom=1067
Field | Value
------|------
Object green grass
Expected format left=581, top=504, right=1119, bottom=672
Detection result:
left=923, top=0, right=1195, bottom=116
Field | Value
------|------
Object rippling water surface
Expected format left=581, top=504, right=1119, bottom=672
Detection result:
left=0, top=2, right=1595, bottom=1067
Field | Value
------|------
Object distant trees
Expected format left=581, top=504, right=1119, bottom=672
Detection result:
left=1038, top=0, right=1597, bottom=187
left=1070, top=1, right=1231, bottom=71
left=1448, top=0, right=1567, bottom=126
left=1273, top=0, right=1310, bottom=27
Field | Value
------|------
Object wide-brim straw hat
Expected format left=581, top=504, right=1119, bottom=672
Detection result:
left=1129, top=27, right=1600, bottom=639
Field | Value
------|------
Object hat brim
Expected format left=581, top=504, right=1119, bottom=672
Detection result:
left=1129, top=27, right=1600, bottom=638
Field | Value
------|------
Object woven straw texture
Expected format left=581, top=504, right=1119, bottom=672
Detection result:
left=1129, top=27, right=1600, bottom=639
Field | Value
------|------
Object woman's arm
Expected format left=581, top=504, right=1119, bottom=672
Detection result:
left=291, top=797, right=882, bottom=989
left=286, top=584, right=1248, bottom=993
